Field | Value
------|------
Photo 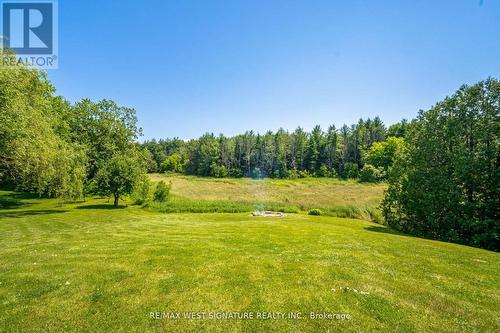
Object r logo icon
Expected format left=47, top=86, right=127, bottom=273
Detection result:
left=1, top=0, right=58, bottom=68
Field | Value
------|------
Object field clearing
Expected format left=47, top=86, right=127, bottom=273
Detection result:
left=0, top=191, right=499, bottom=332
left=149, top=174, right=385, bottom=220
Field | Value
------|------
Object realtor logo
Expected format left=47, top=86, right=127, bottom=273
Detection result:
left=1, top=0, right=58, bottom=68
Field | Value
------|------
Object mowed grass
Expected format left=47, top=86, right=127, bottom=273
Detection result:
left=0, top=191, right=499, bottom=332
left=149, top=174, right=385, bottom=220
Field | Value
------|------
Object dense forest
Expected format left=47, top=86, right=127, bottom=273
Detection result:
left=0, top=50, right=498, bottom=250
left=140, top=118, right=407, bottom=181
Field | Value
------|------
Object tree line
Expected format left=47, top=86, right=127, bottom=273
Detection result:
left=141, top=118, right=408, bottom=181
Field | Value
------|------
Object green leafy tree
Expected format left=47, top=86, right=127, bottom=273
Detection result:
left=69, top=99, right=141, bottom=181
left=92, top=153, right=145, bottom=207
left=365, top=137, right=407, bottom=174
left=218, top=135, right=235, bottom=171
left=140, top=147, right=158, bottom=173
left=46, top=142, right=88, bottom=200
left=382, top=78, right=500, bottom=250
left=161, top=153, right=185, bottom=173
left=186, top=133, right=220, bottom=176
left=387, top=119, right=409, bottom=138
left=238, top=131, right=257, bottom=176
left=0, top=50, right=86, bottom=197
left=254, top=131, right=274, bottom=176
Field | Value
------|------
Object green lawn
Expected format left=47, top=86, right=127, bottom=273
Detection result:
left=0, top=191, right=498, bottom=332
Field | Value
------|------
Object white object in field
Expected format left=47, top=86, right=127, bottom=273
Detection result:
left=251, top=211, right=287, bottom=217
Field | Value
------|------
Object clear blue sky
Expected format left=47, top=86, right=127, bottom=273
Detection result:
left=49, top=0, right=500, bottom=140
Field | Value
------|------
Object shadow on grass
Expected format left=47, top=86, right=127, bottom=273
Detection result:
left=0, top=191, right=39, bottom=210
left=364, top=225, right=409, bottom=237
left=0, top=200, right=25, bottom=209
left=0, top=209, right=68, bottom=218
left=76, top=204, right=126, bottom=210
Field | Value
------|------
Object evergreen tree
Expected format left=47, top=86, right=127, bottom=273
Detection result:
left=306, top=125, right=324, bottom=174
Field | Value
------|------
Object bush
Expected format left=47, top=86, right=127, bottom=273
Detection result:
left=228, top=168, right=243, bottom=178
left=132, top=176, right=152, bottom=205
left=298, top=170, right=310, bottom=178
left=360, top=164, right=384, bottom=182
left=343, top=163, right=359, bottom=179
left=369, top=209, right=384, bottom=224
left=317, top=165, right=337, bottom=178
left=211, top=164, right=228, bottom=178
left=308, top=208, right=323, bottom=216
left=153, top=181, right=171, bottom=202
left=287, top=169, right=311, bottom=179
left=285, top=170, right=298, bottom=179
left=272, top=169, right=283, bottom=179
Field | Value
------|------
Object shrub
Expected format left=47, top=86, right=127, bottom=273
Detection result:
left=287, top=169, right=311, bottom=179
left=317, top=165, right=337, bottom=178
left=211, top=164, right=228, bottom=178
left=369, top=209, right=384, bottom=224
left=360, top=164, right=384, bottom=183
left=228, top=168, right=243, bottom=178
left=153, top=180, right=171, bottom=202
left=132, top=176, right=152, bottom=205
left=272, top=169, right=282, bottom=179
left=308, top=208, right=323, bottom=216
left=343, top=163, right=359, bottom=179
left=299, top=170, right=310, bottom=178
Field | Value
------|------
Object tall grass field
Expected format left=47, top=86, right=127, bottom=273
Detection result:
left=148, top=174, right=385, bottom=221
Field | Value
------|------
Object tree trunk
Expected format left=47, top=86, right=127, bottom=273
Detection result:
left=114, top=194, right=119, bottom=207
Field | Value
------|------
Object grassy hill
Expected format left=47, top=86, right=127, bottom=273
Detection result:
left=0, top=189, right=498, bottom=332
left=149, top=174, right=385, bottom=221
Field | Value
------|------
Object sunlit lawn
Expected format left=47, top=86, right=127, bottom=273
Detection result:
left=0, top=191, right=498, bottom=332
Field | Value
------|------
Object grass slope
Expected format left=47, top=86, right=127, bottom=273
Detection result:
left=0, top=191, right=498, bottom=332
left=149, top=174, right=385, bottom=220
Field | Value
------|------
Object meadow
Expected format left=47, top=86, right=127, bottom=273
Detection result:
left=0, top=185, right=499, bottom=332
left=148, top=174, right=385, bottom=221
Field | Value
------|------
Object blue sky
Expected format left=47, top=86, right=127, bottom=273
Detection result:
left=49, top=0, right=500, bottom=140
